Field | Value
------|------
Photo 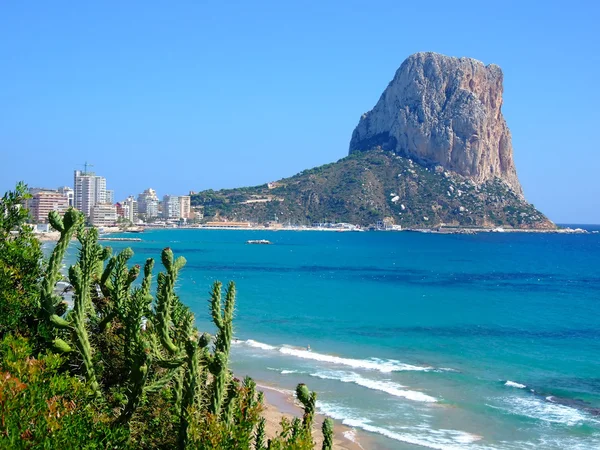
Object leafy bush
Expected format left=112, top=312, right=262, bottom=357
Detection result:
left=0, top=182, right=43, bottom=339
left=1, top=191, right=334, bottom=449
left=0, top=334, right=128, bottom=449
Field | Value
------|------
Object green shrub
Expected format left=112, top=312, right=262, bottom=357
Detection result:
left=0, top=334, right=129, bottom=449
left=0, top=182, right=43, bottom=339
left=0, top=194, right=332, bottom=449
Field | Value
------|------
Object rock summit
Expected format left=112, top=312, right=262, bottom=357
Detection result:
left=349, top=52, right=522, bottom=195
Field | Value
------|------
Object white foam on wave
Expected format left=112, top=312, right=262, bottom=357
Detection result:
left=238, top=338, right=453, bottom=373
left=342, top=429, right=367, bottom=449
left=343, top=429, right=358, bottom=443
left=505, top=380, right=526, bottom=389
left=316, top=402, right=482, bottom=450
left=255, top=383, right=294, bottom=396
left=278, top=346, right=433, bottom=373
left=310, top=370, right=437, bottom=403
left=343, top=420, right=482, bottom=450
left=266, top=367, right=302, bottom=375
left=499, top=435, right=600, bottom=450
left=489, top=396, right=597, bottom=426
left=536, top=435, right=600, bottom=450
left=437, top=367, right=459, bottom=373
left=316, top=401, right=360, bottom=422
left=245, top=339, right=277, bottom=351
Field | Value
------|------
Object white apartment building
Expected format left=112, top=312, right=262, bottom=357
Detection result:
left=90, top=203, right=117, bottom=227
left=73, top=170, right=107, bottom=218
left=138, top=188, right=159, bottom=219
left=105, top=190, right=114, bottom=205
left=146, top=198, right=159, bottom=218
left=123, top=196, right=138, bottom=223
left=162, top=195, right=181, bottom=220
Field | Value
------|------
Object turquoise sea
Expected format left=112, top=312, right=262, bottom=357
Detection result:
left=64, top=226, right=600, bottom=449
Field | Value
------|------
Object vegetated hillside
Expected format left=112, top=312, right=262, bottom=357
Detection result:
left=191, top=150, right=554, bottom=229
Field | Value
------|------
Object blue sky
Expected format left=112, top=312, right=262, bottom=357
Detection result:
left=1, top=1, right=598, bottom=223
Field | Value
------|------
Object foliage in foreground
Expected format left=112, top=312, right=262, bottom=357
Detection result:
left=0, top=185, right=335, bottom=449
left=0, top=182, right=43, bottom=340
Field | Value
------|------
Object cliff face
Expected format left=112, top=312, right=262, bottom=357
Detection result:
left=349, top=52, right=523, bottom=196
left=190, top=52, right=555, bottom=229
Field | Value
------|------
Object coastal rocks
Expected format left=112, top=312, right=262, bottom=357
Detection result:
left=349, top=52, right=523, bottom=196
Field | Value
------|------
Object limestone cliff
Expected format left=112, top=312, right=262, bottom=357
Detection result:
left=349, top=52, right=523, bottom=196
left=190, top=52, right=555, bottom=229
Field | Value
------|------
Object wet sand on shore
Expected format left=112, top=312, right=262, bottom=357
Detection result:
left=257, top=383, right=367, bottom=450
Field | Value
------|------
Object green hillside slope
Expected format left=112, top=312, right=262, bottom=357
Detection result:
left=191, top=150, right=554, bottom=229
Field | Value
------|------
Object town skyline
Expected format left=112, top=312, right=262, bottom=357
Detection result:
left=25, top=167, right=199, bottom=227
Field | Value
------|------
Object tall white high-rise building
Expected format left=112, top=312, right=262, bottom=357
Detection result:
left=160, top=195, right=194, bottom=221
left=138, top=188, right=159, bottom=219
left=179, top=195, right=193, bottom=220
left=95, top=177, right=106, bottom=204
left=73, top=170, right=107, bottom=218
left=105, top=190, right=114, bottom=205
left=146, top=198, right=158, bottom=219
left=162, top=195, right=181, bottom=220
left=123, top=196, right=138, bottom=223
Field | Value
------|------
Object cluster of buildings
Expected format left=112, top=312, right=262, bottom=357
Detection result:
left=26, top=167, right=201, bottom=228
left=24, top=186, right=75, bottom=225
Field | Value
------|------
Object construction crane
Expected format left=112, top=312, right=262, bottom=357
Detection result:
left=77, top=162, right=95, bottom=175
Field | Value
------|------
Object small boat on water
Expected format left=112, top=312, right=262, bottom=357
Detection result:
left=98, top=237, right=142, bottom=242
left=246, top=239, right=272, bottom=245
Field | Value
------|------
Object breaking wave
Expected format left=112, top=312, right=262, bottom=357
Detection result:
left=245, top=339, right=277, bottom=351
left=343, top=421, right=482, bottom=450
left=235, top=339, right=443, bottom=373
left=309, top=370, right=437, bottom=402
left=489, top=395, right=598, bottom=426
left=278, top=346, right=433, bottom=372
left=505, top=380, right=526, bottom=389
left=317, top=401, right=481, bottom=450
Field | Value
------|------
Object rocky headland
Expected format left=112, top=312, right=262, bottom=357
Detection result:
left=349, top=52, right=522, bottom=195
left=191, top=52, right=554, bottom=229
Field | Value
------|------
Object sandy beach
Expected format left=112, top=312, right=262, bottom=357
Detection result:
left=257, top=383, right=365, bottom=450
left=35, top=230, right=62, bottom=241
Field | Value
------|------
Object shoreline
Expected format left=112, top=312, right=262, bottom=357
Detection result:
left=112, top=222, right=598, bottom=234
left=34, top=225, right=141, bottom=242
left=255, top=382, right=366, bottom=450
left=34, top=224, right=596, bottom=241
